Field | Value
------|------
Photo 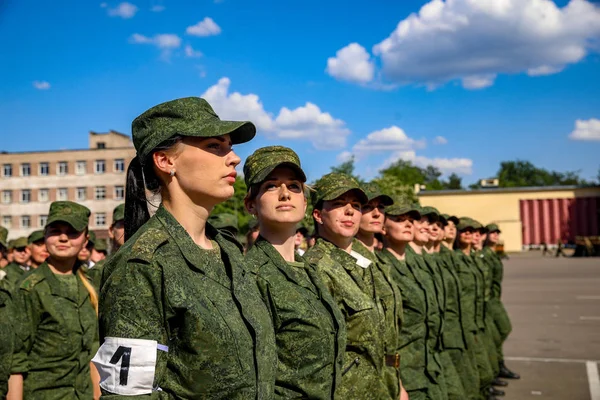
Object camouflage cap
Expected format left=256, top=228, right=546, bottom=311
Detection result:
left=132, top=97, right=256, bottom=162
left=88, top=231, right=97, bottom=246
left=12, top=237, right=28, bottom=249
left=208, top=213, right=239, bottom=233
left=243, top=146, right=307, bottom=187
left=311, top=173, right=368, bottom=207
left=456, top=217, right=476, bottom=231
left=361, top=182, right=393, bottom=206
left=486, top=223, right=501, bottom=233
left=420, top=206, right=441, bottom=223
left=27, top=230, right=45, bottom=245
left=113, top=203, right=125, bottom=223
left=46, top=201, right=90, bottom=232
left=385, top=197, right=421, bottom=219
left=7, top=239, right=15, bottom=250
left=0, top=226, right=7, bottom=248
left=94, top=238, right=108, bottom=252
left=441, top=213, right=460, bottom=225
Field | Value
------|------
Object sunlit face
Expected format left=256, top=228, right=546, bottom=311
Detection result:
left=247, top=166, right=307, bottom=229
left=359, top=199, right=386, bottom=234
left=166, top=134, right=241, bottom=204
left=90, top=248, right=106, bottom=263
left=384, top=214, right=415, bottom=243
left=46, top=223, right=88, bottom=262
left=444, top=220, right=457, bottom=241
left=488, top=231, right=500, bottom=245
left=314, top=191, right=362, bottom=241
left=412, top=217, right=430, bottom=244
left=472, top=231, right=482, bottom=249
left=109, top=220, right=125, bottom=248
left=459, top=228, right=474, bottom=246
left=428, top=221, right=444, bottom=242
left=29, top=241, right=49, bottom=265
left=13, top=246, right=31, bottom=265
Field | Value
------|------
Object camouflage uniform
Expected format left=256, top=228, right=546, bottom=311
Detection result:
left=98, top=205, right=277, bottom=399
left=4, top=237, right=31, bottom=292
left=304, top=238, right=390, bottom=399
left=0, top=275, right=13, bottom=398
left=246, top=238, right=346, bottom=399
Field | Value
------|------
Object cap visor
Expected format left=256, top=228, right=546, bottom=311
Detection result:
left=374, top=195, right=394, bottom=207
left=216, top=120, right=256, bottom=144
left=253, top=162, right=307, bottom=185
left=46, top=217, right=87, bottom=233
left=323, top=187, right=368, bottom=204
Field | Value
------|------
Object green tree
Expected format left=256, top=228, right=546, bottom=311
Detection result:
left=330, top=156, right=363, bottom=183
left=212, top=177, right=252, bottom=234
left=497, top=160, right=586, bottom=187
left=445, top=173, right=463, bottom=189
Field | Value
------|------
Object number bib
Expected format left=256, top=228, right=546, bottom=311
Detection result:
left=92, top=337, right=166, bottom=395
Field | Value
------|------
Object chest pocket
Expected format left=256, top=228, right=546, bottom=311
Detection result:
left=32, top=293, right=80, bottom=360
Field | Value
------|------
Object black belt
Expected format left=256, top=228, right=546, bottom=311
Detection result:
left=385, top=353, right=400, bottom=369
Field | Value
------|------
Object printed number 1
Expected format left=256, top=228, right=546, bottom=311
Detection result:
left=109, top=346, right=132, bottom=386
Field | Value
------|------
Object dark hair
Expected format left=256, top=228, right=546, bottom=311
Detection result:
left=125, top=135, right=183, bottom=240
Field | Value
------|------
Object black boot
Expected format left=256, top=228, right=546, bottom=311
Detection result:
left=490, top=387, right=505, bottom=397
left=493, top=377, right=509, bottom=386
left=499, top=360, right=521, bottom=379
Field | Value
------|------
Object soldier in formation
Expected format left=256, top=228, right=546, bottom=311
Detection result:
left=0, top=96, right=519, bottom=399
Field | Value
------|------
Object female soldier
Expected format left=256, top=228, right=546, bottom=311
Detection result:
left=10, top=201, right=100, bottom=399
left=303, top=173, right=391, bottom=399
left=353, top=182, right=406, bottom=400
left=243, top=146, right=346, bottom=399
left=95, top=97, right=276, bottom=399
left=483, top=224, right=520, bottom=381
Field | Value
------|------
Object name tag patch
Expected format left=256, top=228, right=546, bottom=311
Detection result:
left=92, top=337, right=164, bottom=395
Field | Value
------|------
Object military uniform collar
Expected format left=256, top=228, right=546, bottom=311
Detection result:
left=37, top=262, right=89, bottom=305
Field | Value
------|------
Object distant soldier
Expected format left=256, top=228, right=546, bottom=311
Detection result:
left=27, top=230, right=48, bottom=269
left=0, top=226, right=8, bottom=268
left=4, top=237, right=31, bottom=291
left=107, top=203, right=125, bottom=252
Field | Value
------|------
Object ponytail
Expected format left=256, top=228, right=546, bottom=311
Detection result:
left=77, top=268, right=98, bottom=315
left=125, top=156, right=151, bottom=241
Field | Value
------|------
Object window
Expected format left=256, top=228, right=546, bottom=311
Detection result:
left=21, top=215, right=31, bottom=229
left=95, top=212, right=107, bottom=226
left=95, top=186, right=106, bottom=200
left=2, top=216, right=11, bottom=228
left=3, top=164, right=12, bottom=177
left=57, top=188, right=68, bottom=201
left=21, top=163, right=31, bottom=177
left=97, top=142, right=106, bottom=149
left=39, top=162, right=49, bottom=176
left=21, top=190, right=31, bottom=203
left=2, top=190, right=11, bottom=204
left=114, top=159, right=125, bottom=173
left=95, top=160, right=106, bottom=174
left=76, top=160, right=86, bottom=175
left=38, top=188, right=49, bottom=202
left=76, top=187, right=86, bottom=201
left=58, top=161, right=68, bottom=176
left=114, top=185, right=125, bottom=200
left=39, top=215, right=48, bottom=227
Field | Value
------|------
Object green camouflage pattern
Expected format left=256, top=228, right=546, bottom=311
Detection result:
left=99, top=205, right=277, bottom=399
left=243, top=146, right=306, bottom=187
left=87, top=259, right=105, bottom=292
left=353, top=240, right=403, bottom=399
left=441, top=214, right=459, bottom=225
left=361, top=182, right=393, bottom=206
left=0, top=275, right=13, bottom=398
left=112, top=203, right=125, bottom=223
left=11, top=262, right=98, bottom=399
left=208, top=213, right=238, bottom=232
left=303, top=238, right=391, bottom=399
left=87, top=230, right=97, bottom=246
left=94, top=238, right=108, bottom=252
left=3, top=262, right=30, bottom=293
left=0, top=226, right=7, bottom=248
left=485, top=223, right=500, bottom=233
left=420, top=206, right=441, bottom=221
left=384, top=199, right=421, bottom=219
left=11, top=237, right=28, bottom=249
left=245, top=237, right=346, bottom=399
left=27, top=230, right=45, bottom=244
left=132, top=97, right=256, bottom=162
left=456, top=218, right=476, bottom=231
left=46, top=201, right=90, bottom=232
left=311, top=173, right=368, bottom=206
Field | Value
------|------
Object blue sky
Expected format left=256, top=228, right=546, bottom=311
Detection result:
left=1, top=0, right=599, bottom=185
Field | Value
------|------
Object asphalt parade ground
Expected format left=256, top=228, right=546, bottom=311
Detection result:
left=501, top=253, right=600, bottom=400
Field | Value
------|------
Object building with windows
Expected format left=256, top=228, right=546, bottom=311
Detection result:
left=0, top=131, right=135, bottom=240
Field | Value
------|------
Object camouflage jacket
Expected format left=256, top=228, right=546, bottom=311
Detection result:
left=245, top=237, right=346, bottom=399
left=11, top=262, right=98, bottom=399
left=0, top=275, right=14, bottom=398
left=473, top=250, right=493, bottom=304
left=379, top=249, right=430, bottom=391
left=304, top=238, right=391, bottom=399
left=3, top=262, right=30, bottom=293
left=481, top=247, right=503, bottom=300
left=454, top=250, right=485, bottom=331
left=98, top=205, right=277, bottom=399
left=86, top=259, right=105, bottom=293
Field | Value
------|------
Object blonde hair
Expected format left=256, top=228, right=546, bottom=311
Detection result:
left=77, top=268, right=98, bottom=315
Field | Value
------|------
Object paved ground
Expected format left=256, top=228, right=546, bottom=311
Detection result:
left=500, top=253, right=600, bottom=400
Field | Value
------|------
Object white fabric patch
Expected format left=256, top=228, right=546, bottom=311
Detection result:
left=350, top=250, right=372, bottom=269
left=92, top=337, right=164, bottom=395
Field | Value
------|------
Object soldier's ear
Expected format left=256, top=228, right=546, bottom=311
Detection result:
left=312, top=208, right=323, bottom=225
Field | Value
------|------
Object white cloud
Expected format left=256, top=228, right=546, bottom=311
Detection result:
left=32, top=81, right=51, bottom=90
left=186, top=17, right=222, bottom=37
left=351, top=126, right=426, bottom=159
left=201, top=77, right=350, bottom=149
left=326, top=43, right=375, bottom=84
left=336, top=151, right=354, bottom=163
left=185, top=44, right=202, bottom=58
left=433, top=135, right=448, bottom=145
left=107, top=2, right=138, bottom=18
left=130, top=33, right=181, bottom=60
left=383, top=150, right=473, bottom=175
left=329, top=0, right=600, bottom=89
left=569, top=118, right=600, bottom=141
left=100, top=2, right=107, bottom=8
left=151, top=5, right=165, bottom=12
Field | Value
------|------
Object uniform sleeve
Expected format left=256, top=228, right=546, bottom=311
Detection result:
left=253, top=273, right=281, bottom=331
left=97, top=261, right=170, bottom=399
left=11, top=287, right=40, bottom=374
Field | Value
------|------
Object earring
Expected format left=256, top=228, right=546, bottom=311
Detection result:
left=169, top=170, right=175, bottom=177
